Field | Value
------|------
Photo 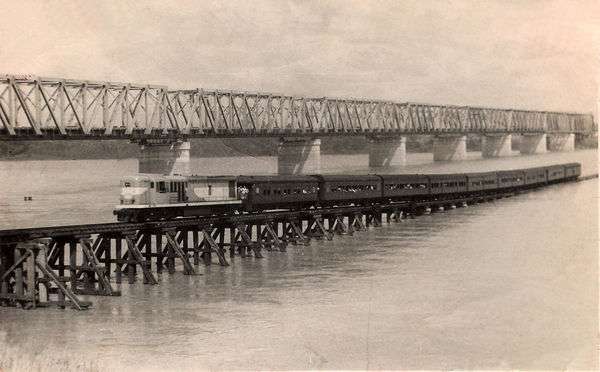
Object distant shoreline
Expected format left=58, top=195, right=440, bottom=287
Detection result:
left=0, top=135, right=595, bottom=161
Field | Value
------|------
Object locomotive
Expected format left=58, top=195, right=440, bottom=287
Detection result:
left=114, top=163, right=581, bottom=222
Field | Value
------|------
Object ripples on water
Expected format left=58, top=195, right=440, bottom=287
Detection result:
left=0, top=150, right=597, bottom=370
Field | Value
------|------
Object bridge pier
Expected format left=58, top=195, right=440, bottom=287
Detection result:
left=277, top=138, right=321, bottom=175
left=519, top=134, right=547, bottom=155
left=481, top=134, right=512, bottom=158
left=547, top=133, right=575, bottom=152
left=367, top=136, right=406, bottom=167
left=432, top=135, right=467, bottom=161
left=138, top=140, right=191, bottom=176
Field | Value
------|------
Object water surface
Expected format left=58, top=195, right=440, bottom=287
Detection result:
left=0, top=149, right=597, bottom=370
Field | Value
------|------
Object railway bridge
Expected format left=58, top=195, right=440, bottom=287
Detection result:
left=1, top=74, right=596, bottom=174
left=0, top=183, right=557, bottom=310
left=0, top=171, right=596, bottom=311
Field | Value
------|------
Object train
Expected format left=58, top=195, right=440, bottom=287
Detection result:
left=114, top=163, right=581, bottom=222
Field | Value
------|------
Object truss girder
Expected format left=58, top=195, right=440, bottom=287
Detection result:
left=0, top=74, right=595, bottom=138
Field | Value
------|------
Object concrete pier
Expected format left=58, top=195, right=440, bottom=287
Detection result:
left=547, top=133, right=575, bottom=152
left=433, top=135, right=467, bottom=161
left=277, top=138, right=321, bottom=174
left=481, top=134, right=512, bottom=158
left=367, top=136, right=407, bottom=167
left=138, top=141, right=191, bottom=175
left=519, top=134, right=547, bottom=155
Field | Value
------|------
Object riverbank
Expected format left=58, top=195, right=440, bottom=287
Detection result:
left=4, top=134, right=595, bottom=161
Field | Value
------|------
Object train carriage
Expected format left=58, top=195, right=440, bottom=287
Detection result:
left=497, top=170, right=525, bottom=189
left=427, top=174, right=468, bottom=195
left=380, top=174, right=430, bottom=199
left=236, top=175, right=319, bottom=210
left=563, top=163, right=581, bottom=180
left=546, top=165, right=566, bottom=183
left=523, top=167, right=548, bottom=186
left=466, top=172, right=497, bottom=192
left=314, top=175, right=382, bottom=203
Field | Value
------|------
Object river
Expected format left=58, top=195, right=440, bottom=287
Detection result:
left=0, top=149, right=597, bottom=370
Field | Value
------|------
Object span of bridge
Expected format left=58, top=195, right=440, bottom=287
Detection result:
left=0, top=74, right=596, bottom=140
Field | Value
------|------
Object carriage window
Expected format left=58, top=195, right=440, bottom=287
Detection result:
left=208, top=185, right=212, bottom=195
left=229, top=181, right=236, bottom=197
left=150, top=182, right=154, bottom=188
left=158, top=182, right=167, bottom=193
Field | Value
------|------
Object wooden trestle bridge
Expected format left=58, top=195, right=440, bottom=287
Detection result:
left=1, top=194, right=511, bottom=310
left=2, top=172, right=598, bottom=311
left=0, top=74, right=596, bottom=140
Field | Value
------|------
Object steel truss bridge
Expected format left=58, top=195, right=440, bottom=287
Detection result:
left=0, top=74, right=596, bottom=141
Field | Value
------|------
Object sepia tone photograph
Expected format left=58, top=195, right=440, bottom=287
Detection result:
left=0, top=0, right=598, bottom=371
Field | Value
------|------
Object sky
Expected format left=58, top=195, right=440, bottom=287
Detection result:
left=1, top=0, right=598, bottom=117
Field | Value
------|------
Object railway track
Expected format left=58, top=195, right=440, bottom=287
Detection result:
left=0, top=192, right=521, bottom=244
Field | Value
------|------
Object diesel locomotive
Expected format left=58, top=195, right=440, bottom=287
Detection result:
left=114, top=162, right=581, bottom=222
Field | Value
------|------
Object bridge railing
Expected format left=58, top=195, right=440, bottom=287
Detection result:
left=0, top=74, right=595, bottom=139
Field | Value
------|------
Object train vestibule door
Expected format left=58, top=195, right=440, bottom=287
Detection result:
left=178, top=182, right=186, bottom=202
